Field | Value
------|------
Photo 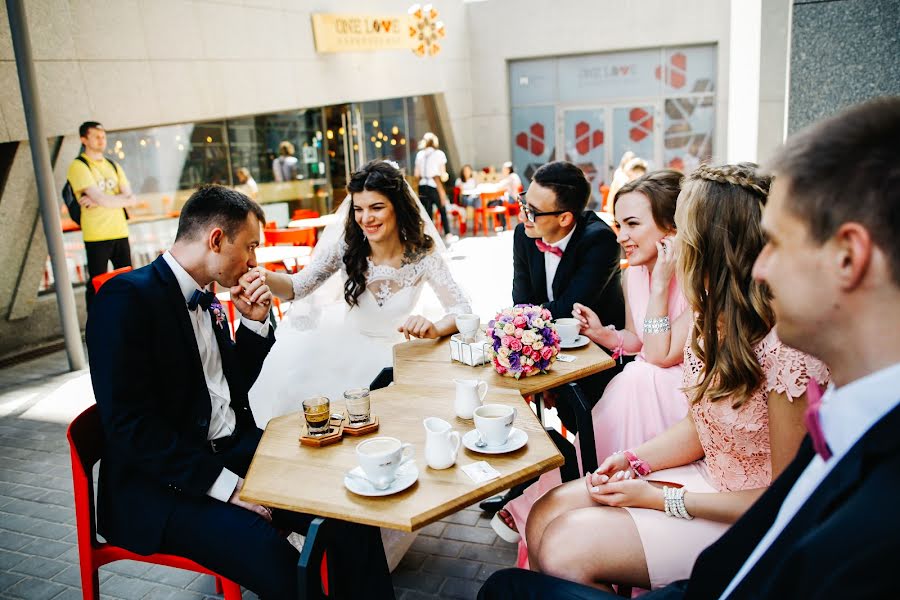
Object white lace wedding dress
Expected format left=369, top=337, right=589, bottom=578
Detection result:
left=249, top=239, right=471, bottom=426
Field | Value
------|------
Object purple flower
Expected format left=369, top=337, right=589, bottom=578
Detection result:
left=509, top=353, right=521, bottom=371
left=493, top=338, right=501, bottom=351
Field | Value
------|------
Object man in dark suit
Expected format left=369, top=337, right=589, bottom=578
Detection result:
left=87, top=185, right=392, bottom=599
left=513, top=161, right=626, bottom=423
left=512, top=160, right=624, bottom=328
left=479, top=98, right=900, bottom=599
left=482, top=161, right=626, bottom=512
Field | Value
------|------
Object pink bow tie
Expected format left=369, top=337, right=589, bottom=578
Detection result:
left=535, top=239, right=563, bottom=258
left=804, top=380, right=832, bottom=461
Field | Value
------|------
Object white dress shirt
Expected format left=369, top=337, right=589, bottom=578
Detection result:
left=415, top=148, right=447, bottom=188
left=544, top=225, right=576, bottom=302
left=721, top=361, right=900, bottom=598
left=161, top=252, right=269, bottom=502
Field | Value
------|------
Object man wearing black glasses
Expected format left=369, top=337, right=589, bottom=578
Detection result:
left=480, top=161, right=626, bottom=513
left=512, top=160, right=624, bottom=340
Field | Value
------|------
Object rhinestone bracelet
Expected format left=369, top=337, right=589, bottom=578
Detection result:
left=643, top=315, right=671, bottom=334
left=663, top=486, right=693, bottom=519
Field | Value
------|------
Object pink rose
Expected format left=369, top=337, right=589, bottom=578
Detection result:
left=501, top=335, right=513, bottom=347
left=542, top=309, right=552, bottom=320
left=496, top=365, right=507, bottom=375
left=486, top=328, right=494, bottom=338
left=551, top=332, right=560, bottom=344
left=541, top=346, right=553, bottom=360
left=509, top=339, right=523, bottom=352
left=514, top=328, right=524, bottom=338
left=513, top=315, right=527, bottom=328
left=523, top=346, right=534, bottom=358
left=523, top=364, right=534, bottom=374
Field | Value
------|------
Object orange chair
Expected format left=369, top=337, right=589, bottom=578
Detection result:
left=67, top=405, right=242, bottom=600
left=91, top=266, right=133, bottom=293
left=475, top=190, right=509, bottom=235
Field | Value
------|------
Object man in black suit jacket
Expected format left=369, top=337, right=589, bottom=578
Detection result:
left=512, top=161, right=624, bottom=327
left=479, top=98, right=900, bottom=599
left=87, top=185, right=392, bottom=599
left=512, top=161, right=626, bottom=428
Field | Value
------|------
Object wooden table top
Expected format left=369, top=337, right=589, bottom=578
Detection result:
left=392, top=335, right=616, bottom=396
left=240, top=383, right=564, bottom=532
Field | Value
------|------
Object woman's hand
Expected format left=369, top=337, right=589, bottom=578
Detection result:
left=585, top=476, right=664, bottom=511
left=572, top=303, right=611, bottom=346
left=593, top=451, right=631, bottom=479
left=650, top=235, right=678, bottom=294
left=398, top=315, right=439, bottom=340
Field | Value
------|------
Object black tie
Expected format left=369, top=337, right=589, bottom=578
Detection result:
left=187, top=289, right=216, bottom=311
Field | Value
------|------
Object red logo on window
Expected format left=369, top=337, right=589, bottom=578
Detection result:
left=573, top=121, right=604, bottom=155
left=629, top=108, right=653, bottom=142
left=516, top=123, right=545, bottom=156
left=655, top=52, right=687, bottom=89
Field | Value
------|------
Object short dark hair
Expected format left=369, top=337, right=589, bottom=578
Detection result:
left=766, top=97, right=900, bottom=285
left=79, top=121, right=103, bottom=138
left=614, top=169, right=683, bottom=232
left=531, top=161, right=591, bottom=214
left=175, top=185, right=266, bottom=243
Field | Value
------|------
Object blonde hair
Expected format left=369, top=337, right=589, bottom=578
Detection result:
left=278, top=141, right=295, bottom=156
left=678, top=162, right=774, bottom=408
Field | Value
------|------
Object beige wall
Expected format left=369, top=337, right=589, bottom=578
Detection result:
left=465, top=0, right=790, bottom=169
left=0, top=0, right=474, bottom=155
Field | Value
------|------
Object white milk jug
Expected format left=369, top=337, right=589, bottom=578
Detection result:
left=454, top=378, right=488, bottom=419
left=423, top=417, right=461, bottom=470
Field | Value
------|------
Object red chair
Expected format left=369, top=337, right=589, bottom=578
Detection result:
left=452, top=187, right=461, bottom=205
left=91, top=266, right=133, bottom=293
left=475, top=190, right=509, bottom=235
left=67, top=404, right=242, bottom=600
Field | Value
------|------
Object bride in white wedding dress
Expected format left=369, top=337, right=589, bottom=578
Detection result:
left=247, top=159, right=471, bottom=425
left=242, top=160, right=471, bottom=568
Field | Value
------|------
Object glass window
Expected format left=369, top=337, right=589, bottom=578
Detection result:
left=557, top=49, right=661, bottom=104
left=509, top=59, right=557, bottom=106
left=360, top=98, right=412, bottom=171
left=664, top=96, right=715, bottom=172
left=562, top=107, right=607, bottom=194
left=511, top=105, right=555, bottom=186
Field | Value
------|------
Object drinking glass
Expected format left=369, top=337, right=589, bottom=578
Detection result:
left=302, top=396, right=331, bottom=435
left=344, top=387, right=371, bottom=425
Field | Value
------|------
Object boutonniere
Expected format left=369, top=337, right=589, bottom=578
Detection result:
left=209, top=299, right=227, bottom=330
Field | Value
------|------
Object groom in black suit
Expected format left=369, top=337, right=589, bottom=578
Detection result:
left=512, top=161, right=626, bottom=429
left=87, top=185, right=392, bottom=599
left=480, top=98, right=900, bottom=599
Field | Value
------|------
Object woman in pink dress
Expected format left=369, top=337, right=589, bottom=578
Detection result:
left=494, top=170, right=691, bottom=564
left=523, top=163, right=830, bottom=592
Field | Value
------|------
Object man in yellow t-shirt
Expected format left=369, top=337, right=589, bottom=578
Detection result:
left=67, top=121, right=137, bottom=306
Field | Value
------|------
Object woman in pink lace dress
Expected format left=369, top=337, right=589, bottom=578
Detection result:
left=524, top=163, right=830, bottom=592
left=495, top=171, right=691, bottom=566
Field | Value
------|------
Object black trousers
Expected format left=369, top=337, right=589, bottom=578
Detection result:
left=85, top=237, right=132, bottom=307
left=478, top=569, right=688, bottom=600
left=158, top=426, right=393, bottom=599
left=419, top=185, right=451, bottom=235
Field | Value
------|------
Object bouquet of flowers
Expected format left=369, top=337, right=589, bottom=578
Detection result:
left=487, top=305, right=561, bottom=378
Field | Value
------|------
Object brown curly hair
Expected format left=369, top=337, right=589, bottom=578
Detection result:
left=343, top=160, right=435, bottom=307
left=677, top=163, right=774, bottom=408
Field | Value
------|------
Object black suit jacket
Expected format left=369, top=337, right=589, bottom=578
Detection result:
left=512, top=211, right=624, bottom=328
left=86, top=256, right=275, bottom=554
left=683, top=399, right=900, bottom=599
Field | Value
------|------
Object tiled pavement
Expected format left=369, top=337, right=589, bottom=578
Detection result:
left=0, top=355, right=519, bottom=600
left=0, top=233, right=534, bottom=599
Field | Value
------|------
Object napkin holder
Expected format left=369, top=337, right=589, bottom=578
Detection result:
left=449, top=334, right=491, bottom=367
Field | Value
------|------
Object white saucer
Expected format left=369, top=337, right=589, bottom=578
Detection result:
left=344, top=461, right=419, bottom=497
left=559, top=335, right=590, bottom=349
left=463, top=427, right=528, bottom=454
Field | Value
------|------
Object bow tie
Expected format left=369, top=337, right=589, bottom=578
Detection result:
left=535, top=239, right=563, bottom=258
left=187, top=289, right=216, bottom=311
left=804, top=379, right=832, bottom=461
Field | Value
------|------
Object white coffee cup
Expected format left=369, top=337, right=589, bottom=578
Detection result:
left=455, top=313, right=480, bottom=341
left=356, top=437, right=415, bottom=490
left=473, top=404, right=517, bottom=447
left=555, top=317, right=580, bottom=345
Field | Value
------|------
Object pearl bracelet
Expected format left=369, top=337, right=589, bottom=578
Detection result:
left=663, top=486, right=694, bottom=520
left=643, top=315, right=671, bottom=334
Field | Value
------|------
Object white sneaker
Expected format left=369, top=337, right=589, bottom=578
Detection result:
left=444, top=233, right=459, bottom=244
